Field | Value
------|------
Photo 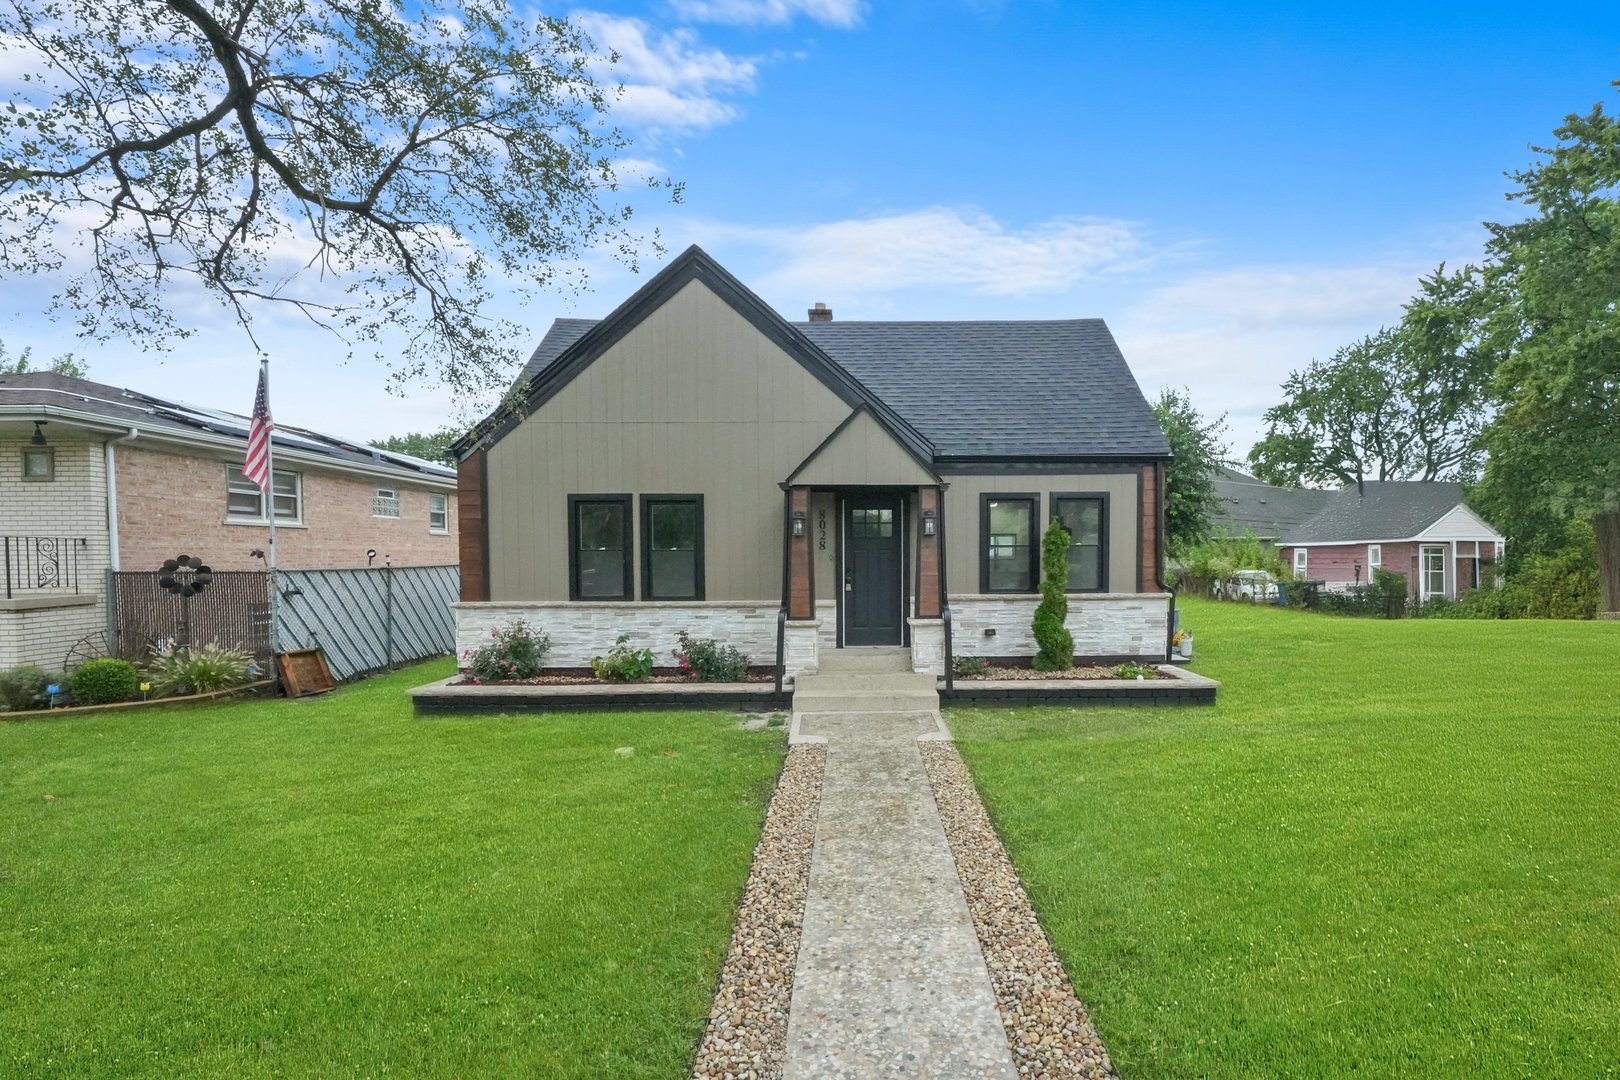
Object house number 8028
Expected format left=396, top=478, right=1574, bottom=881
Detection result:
left=817, top=509, right=827, bottom=551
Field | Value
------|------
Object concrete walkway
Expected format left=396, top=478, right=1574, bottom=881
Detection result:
left=785, top=711, right=1018, bottom=1079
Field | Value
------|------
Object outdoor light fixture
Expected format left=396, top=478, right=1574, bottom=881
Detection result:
left=30, top=421, right=47, bottom=446
left=791, top=511, right=807, bottom=537
left=922, top=509, right=937, bottom=536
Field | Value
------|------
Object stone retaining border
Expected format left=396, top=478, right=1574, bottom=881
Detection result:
left=920, top=739, right=1117, bottom=1079
left=690, top=743, right=826, bottom=1080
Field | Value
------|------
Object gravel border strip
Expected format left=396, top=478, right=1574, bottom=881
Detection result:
left=920, top=739, right=1117, bottom=1079
left=690, top=743, right=826, bottom=1080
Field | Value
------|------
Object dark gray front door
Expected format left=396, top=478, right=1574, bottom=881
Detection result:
left=845, top=496, right=903, bottom=646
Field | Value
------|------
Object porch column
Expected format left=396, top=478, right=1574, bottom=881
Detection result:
left=916, top=486, right=942, bottom=618
left=787, top=485, right=814, bottom=620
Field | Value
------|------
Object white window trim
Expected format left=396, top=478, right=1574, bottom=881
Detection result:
left=1420, top=544, right=1447, bottom=601
left=428, top=492, right=449, bottom=534
left=225, top=466, right=304, bottom=526
left=1367, top=543, right=1381, bottom=580
left=1293, top=547, right=1308, bottom=577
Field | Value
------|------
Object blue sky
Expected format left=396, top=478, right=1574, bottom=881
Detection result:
left=6, top=0, right=1620, bottom=453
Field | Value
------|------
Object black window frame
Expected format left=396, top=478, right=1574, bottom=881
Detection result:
left=979, top=492, right=1040, bottom=594
left=640, top=494, right=705, bottom=601
left=1050, top=492, right=1110, bottom=593
left=567, top=494, right=633, bottom=601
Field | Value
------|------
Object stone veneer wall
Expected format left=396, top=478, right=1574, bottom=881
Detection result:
left=454, top=601, right=795, bottom=673
left=949, top=593, right=1171, bottom=664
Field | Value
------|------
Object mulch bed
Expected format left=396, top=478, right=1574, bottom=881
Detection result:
left=956, top=664, right=1170, bottom=681
left=920, top=740, right=1117, bottom=1079
left=454, top=671, right=776, bottom=687
left=690, top=743, right=826, bottom=1080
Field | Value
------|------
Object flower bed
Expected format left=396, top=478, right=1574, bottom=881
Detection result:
left=452, top=667, right=778, bottom=687
left=953, top=661, right=1173, bottom=681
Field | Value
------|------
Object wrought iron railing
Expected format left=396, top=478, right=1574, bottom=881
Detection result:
left=3, top=535, right=87, bottom=598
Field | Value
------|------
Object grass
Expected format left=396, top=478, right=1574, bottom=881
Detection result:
left=0, top=659, right=784, bottom=1078
left=949, top=598, right=1620, bottom=1079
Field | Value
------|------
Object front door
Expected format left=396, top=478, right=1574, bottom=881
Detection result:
left=844, top=496, right=904, bottom=645
left=1420, top=545, right=1447, bottom=601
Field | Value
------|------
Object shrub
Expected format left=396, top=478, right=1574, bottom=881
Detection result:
left=592, top=634, right=656, bottom=682
left=673, top=630, right=749, bottom=682
left=952, top=655, right=990, bottom=678
left=1032, top=518, right=1075, bottom=671
left=0, top=664, right=57, bottom=711
left=464, top=620, right=552, bottom=682
left=68, top=658, right=140, bottom=705
left=145, top=643, right=253, bottom=697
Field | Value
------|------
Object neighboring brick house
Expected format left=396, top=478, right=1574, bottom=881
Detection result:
left=0, top=371, right=456, bottom=671
left=1278, top=482, right=1504, bottom=602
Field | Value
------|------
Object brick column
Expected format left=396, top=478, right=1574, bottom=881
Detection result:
left=916, top=486, right=942, bottom=618
left=787, top=486, right=814, bottom=619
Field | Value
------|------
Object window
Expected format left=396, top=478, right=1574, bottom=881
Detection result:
left=1051, top=494, right=1107, bottom=592
left=851, top=507, right=894, bottom=538
left=428, top=492, right=449, bottom=533
left=1293, top=547, right=1308, bottom=577
left=1367, top=543, right=1381, bottom=579
left=372, top=484, right=400, bottom=518
left=980, top=494, right=1038, bottom=592
left=226, top=467, right=300, bottom=522
left=21, top=447, right=53, bottom=482
left=1420, top=545, right=1446, bottom=600
left=641, top=495, right=704, bottom=600
left=568, top=494, right=632, bottom=600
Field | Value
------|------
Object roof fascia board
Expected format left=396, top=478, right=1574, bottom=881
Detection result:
left=1, top=404, right=454, bottom=487
left=785, top=405, right=942, bottom=485
left=460, top=246, right=935, bottom=463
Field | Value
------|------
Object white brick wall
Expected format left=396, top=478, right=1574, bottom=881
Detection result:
left=950, top=593, right=1171, bottom=661
left=909, top=618, right=944, bottom=675
left=453, top=601, right=788, bottom=672
left=1, top=434, right=112, bottom=670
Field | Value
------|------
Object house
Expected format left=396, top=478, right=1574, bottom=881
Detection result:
left=0, top=371, right=457, bottom=671
left=452, top=246, right=1174, bottom=679
left=1278, top=482, right=1504, bottom=601
left=1209, top=466, right=1329, bottom=546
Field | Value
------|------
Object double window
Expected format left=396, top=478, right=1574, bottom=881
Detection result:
left=979, top=492, right=1110, bottom=593
left=568, top=494, right=706, bottom=601
left=227, top=466, right=301, bottom=523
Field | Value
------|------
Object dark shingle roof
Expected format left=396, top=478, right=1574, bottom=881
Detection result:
left=1210, top=467, right=1330, bottom=539
left=0, top=370, right=455, bottom=480
left=1279, top=481, right=1476, bottom=544
left=520, top=317, right=1169, bottom=460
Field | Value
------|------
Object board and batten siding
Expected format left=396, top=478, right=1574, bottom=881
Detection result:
left=791, top=409, right=934, bottom=487
left=940, top=471, right=1142, bottom=595
left=486, top=279, right=852, bottom=601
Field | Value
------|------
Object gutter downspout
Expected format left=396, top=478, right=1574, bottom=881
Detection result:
left=105, top=427, right=140, bottom=571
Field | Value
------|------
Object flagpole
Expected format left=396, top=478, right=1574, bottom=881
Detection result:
left=261, top=356, right=279, bottom=662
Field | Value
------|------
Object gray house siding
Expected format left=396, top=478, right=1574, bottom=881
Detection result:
left=486, top=278, right=851, bottom=602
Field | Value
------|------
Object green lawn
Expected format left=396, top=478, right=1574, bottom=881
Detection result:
left=950, top=598, right=1620, bottom=1079
left=0, top=660, right=784, bottom=1078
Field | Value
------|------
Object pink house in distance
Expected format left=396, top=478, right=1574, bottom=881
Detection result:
left=1277, top=482, right=1505, bottom=602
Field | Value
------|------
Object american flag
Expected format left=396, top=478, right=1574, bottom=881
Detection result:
left=244, top=366, right=273, bottom=494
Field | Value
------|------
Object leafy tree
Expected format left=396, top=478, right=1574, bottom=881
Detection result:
left=0, top=1, right=676, bottom=394
left=1150, top=387, right=1231, bottom=551
left=1477, top=82, right=1620, bottom=612
left=0, top=340, right=87, bottom=378
left=372, top=427, right=464, bottom=466
left=1031, top=519, right=1074, bottom=671
left=1249, top=267, right=1493, bottom=490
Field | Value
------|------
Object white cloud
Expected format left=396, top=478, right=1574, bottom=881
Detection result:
left=732, top=206, right=1150, bottom=299
left=1114, top=263, right=1435, bottom=453
left=573, top=12, right=757, bottom=135
left=668, top=0, right=863, bottom=27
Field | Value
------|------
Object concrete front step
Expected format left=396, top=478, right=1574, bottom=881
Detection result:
left=817, top=647, right=914, bottom=674
left=793, top=669, right=939, bottom=714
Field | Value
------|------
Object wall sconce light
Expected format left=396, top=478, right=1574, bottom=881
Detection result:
left=922, top=509, right=937, bottom=536
left=31, top=421, right=48, bottom=446
left=791, top=511, right=806, bottom=537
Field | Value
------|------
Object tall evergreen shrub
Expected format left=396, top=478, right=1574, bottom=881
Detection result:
left=1032, top=519, right=1075, bottom=670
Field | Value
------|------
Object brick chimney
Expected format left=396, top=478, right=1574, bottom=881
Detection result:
left=808, top=302, right=832, bottom=322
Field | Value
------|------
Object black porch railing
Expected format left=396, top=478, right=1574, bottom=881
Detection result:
left=3, top=535, right=87, bottom=598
